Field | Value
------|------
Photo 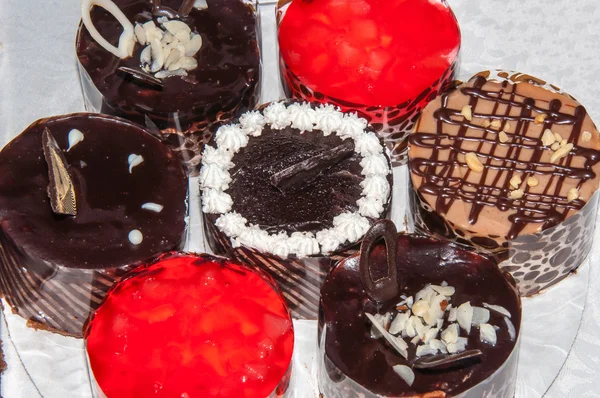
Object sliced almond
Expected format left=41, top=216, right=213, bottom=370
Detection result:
left=560, top=139, right=568, bottom=147
left=423, top=327, right=440, bottom=344
left=527, top=177, right=539, bottom=187
left=465, top=152, right=484, bottom=173
left=185, top=34, right=203, bottom=57
left=482, top=119, right=491, bottom=128
left=429, top=339, right=448, bottom=354
left=150, top=38, right=165, bottom=72
left=471, top=307, right=490, bottom=325
left=541, top=129, right=556, bottom=146
left=172, top=56, right=198, bottom=71
left=535, top=113, right=548, bottom=125
left=140, top=45, right=152, bottom=66
left=175, top=30, right=191, bottom=44
left=389, top=312, right=411, bottom=335
left=412, top=300, right=430, bottom=318
left=498, top=131, right=509, bottom=143
left=504, top=122, right=511, bottom=132
left=567, top=188, right=579, bottom=202
left=431, top=285, right=455, bottom=297
left=448, top=307, right=458, bottom=323
left=504, top=317, right=517, bottom=341
left=483, top=303, right=512, bottom=318
left=554, top=132, right=563, bottom=143
left=393, top=365, right=415, bottom=386
left=456, top=302, right=473, bottom=335
left=164, top=48, right=182, bottom=69
left=550, top=143, right=573, bottom=164
left=441, top=323, right=459, bottom=344
left=551, top=142, right=561, bottom=151
left=447, top=337, right=468, bottom=354
left=163, top=20, right=192, bottom=37
left=490, top=119, right=502, bottom=129
left=134, top=24, right=146, bottom=45
left=461, top=105, right=473, bottom=121
left=416, top=344, right=438, bottom=357
left=509, top=189, right=524, bottom=200
left=509, top=175, right=522, bottom=189
left=582, top=130, right=592, bottom=142
left=479, top=323, right=497, bottom=346
left=161, top=31, right=176, bottom=45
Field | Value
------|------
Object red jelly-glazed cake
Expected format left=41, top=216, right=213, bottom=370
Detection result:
left=84, top=252, right=294, bottom=398
left=277, top=0, right=460, bottom=163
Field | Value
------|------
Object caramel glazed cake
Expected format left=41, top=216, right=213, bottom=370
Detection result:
left=201, top=101, right=393, bottom=319
left=409, top=72, right=600, bottom=296
left=0, top=114, right=188, bottom=336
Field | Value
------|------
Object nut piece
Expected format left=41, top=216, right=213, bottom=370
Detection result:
left=554, top=132, right=563, bottom=143
left=560, top=139, right=568, bottom=147
left=490, top=119, right=502, bottom=129
left=509, top=189, right=524, bottom=199
left=534, top=113, right=548, bottom=125
left=465, top=152, right=484, bottom=173
left=550, top=143, right=574, bottom=163
left=582, top=130, right=592, bottom=142
left=541, top=129, right=556, bottom=146
left=461, top=105, right=473, bottom=121
left=482, top=119, right=491, bottom=128
left=551, top=142, right=561, bottom=151
left=509, top=175, right=522, bottom=189
left=567, top=188, right=579, bottom=202
left=527, top=177, right=539, bottom=187
left=498, top=131, right=509, bottom=143
left=504, top=122, right=511, bottom=132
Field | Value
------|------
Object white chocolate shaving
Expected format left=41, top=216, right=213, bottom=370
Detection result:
left=141, top=203, right=164, bottom=213
left=128, top=154, right=144, bottom=173
left=67, top=129, right=84, bottom=152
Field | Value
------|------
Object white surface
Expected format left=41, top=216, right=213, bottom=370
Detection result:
left=0, top=0, right=599, bottom=397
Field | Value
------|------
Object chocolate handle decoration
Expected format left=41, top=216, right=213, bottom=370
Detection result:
left=359, top=219, right=399, bottom=303
left=42, top=128, right=77, bottom=216
left=81, top=0, right=135, bottom=59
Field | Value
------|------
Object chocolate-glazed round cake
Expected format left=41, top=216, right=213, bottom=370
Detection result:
left=76, top=0, right=261, bottom=175
left=201, top=101, right=393, bottom=319
left=409, top=71, right=600, bottom=296
left=0, top=113, right=188, bottom=336
left=319, top=221, right=521, bottom=397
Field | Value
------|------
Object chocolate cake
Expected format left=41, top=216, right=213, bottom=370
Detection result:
left=319, top=221, right=521, bottom=397
left=0, top=113, right=188, bottom=336
left=201, top=101, right=393, bottom=319
left=76, top=0, right=261, bottom=174
left=409, top=71, right=600, bottom=296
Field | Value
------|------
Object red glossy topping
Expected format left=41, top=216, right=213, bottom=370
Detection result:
left=86, top=253, right=294, bottom=398
left=278, top=0, right=461, bottom=106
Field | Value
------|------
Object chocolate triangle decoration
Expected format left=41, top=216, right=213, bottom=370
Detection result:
left=42, top=128, right=77, bottom=216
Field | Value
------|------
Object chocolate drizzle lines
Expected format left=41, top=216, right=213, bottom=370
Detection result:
left=410, top=76, right=600, bottom=239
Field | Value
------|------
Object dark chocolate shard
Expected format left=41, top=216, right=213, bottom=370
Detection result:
left=42, top=128, right=77, bottom=216
left=359, top=219, right=399, bottom=303
left=151, top=0, right=180, bottom=18
left=178, top=0, right=197, bottom=16
left=413, top=349, right=483, bottom=370
left=270, top=140, right=355, bottom=193
left=117, top=66, right=164, bottom=89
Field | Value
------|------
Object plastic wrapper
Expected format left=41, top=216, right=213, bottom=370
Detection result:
left=76, top=0, right=262, bottom=175
left=275, top=0, right=460, bottom=164
left=409, top=70, right=600, bottom=296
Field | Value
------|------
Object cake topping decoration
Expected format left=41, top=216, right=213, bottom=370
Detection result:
left=141, top=203, right=164, bottom=213
left=465, top=152, right=484, bottom=173
left=128, top=229, right=143, bottom=245
left=42, top=128, right=77, bottom=216
left=67, top=129, right=84, bottom=152
left=117, top=66, right=164, bottom=88
left=81, top=0, right=135, bottom=59
left=151, top=0, right=196, bottom=19
left=128, top=154, right=144, bottom=173
left=270, top=140, right=355, bottom=193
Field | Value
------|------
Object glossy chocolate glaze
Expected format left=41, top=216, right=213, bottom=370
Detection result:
left=228, top=126, right=365, bottom=235
left=76, top=0, right=260, bottom=131
left=320, top=234, right=521, bottom=396
left=0, top=114, right=187, bottom=335
left=409, top=75, right=600, bottom=240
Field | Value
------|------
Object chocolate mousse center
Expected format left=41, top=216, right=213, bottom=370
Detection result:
left=228, top=126, right=364, bottom=235
left=320, top=235, right=521, bottom=396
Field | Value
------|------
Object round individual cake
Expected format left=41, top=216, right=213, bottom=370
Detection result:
left=201, top=100, right=393, bottom=319
left=277, top=0, right=460, bottom=163
left=76, top=0, right=261, bottom=174
left=0, top=113, right=188, bottom=336
left=85, top=252, right=294, bottom=398
left=409, top=71, right=600, bottom=296
left=319, top=221, right=521, bottom=397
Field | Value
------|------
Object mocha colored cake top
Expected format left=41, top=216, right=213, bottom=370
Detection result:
left=320, top=233, right=521, bottom=396
left=409, top=75, right=600, bottom=240
left=76, top=0, right=259, bottom=114
left=201, top=102, right=392, bottom=257
left=0, top=113, right=187, bottom=269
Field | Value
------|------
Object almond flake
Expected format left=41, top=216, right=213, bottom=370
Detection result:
left=412, top=300, right=430, bottom=317
left=509, top=175, right=522, bottom=189
left=554, top=132, right=563, bottom=143
left=560, top=139, right=568, bottom=147
left=163, top=20, right=192, bottom=37
left=447, top=337, right=468, bottom=354
left=410, top=335, right=421, bottom=345
left=441, top=323, right=459, bottom=344
left=429, top=339, right=448, bottom=354
left=504, top=317, right=517, bottom=341
left=415, top=286, right=434, bottom=303
left=567, top=188, right=579, bottom=202
left=541, top=129, right=556, bottom=146
left=416, top=344, right=438, bottom=357
left=582, top=130, right=592, bottom=142
left=490, top=119, right=502, bottom=129
left=389, top=312, right=411, bottom=335
left=509, top=189, right=524, bottom=200
left=457, top=302, right=473, bottom=335
left=431, top=285, right=455, bottom=297
left=551, top=142, right=561, bottom=151
left=505, top=122, right=511, bottom=131
left=535, top=113, right=548, bottom=125
left=499, top=131, right=509, bottom=143
left=461, top=105, right=473, bottom=121
left=184, top=34, right=203, bottom=57
left=465, top=152, right=484, bottom=173
left=527, top=177, right=539, bottom=187
left=423, top=328, right=440, bottom=344
left=471, top=307, right=490, bottom=325
left=483, top=303, right=511, bottom=318
left=134, top=24, right=147, bottom=45
left=479, top=323, right=497, bottom=346
left=550, top=143, right=573, bottom=163
left=393, top=365, right=415, bottom=386
left=483, top=119, right=491, bottom=128
left=448, top=307, right=458, bottom=323
left=405, top=317, right=417, bottom=338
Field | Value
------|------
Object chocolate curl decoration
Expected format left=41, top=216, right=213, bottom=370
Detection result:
left=42, top=128, right=77, bottom=216
left=152, top=0, right=197, bottom=18
left=117, top=66, right=164, bottom=89
left=270, top=140, right=354, bottom=193
left=359, top=220, right=399, bottom=303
